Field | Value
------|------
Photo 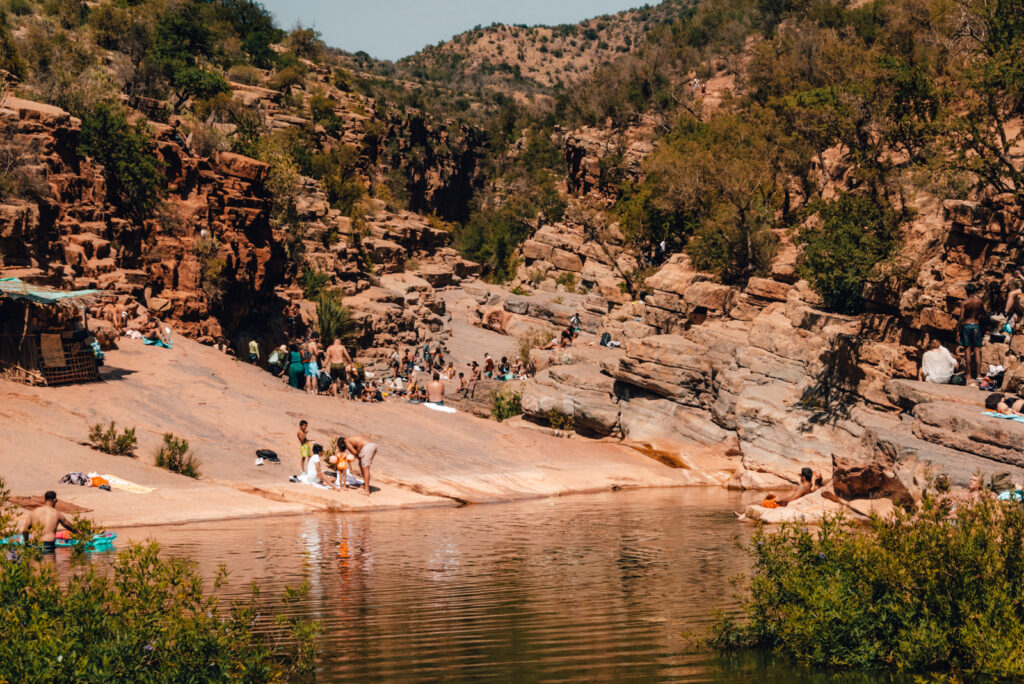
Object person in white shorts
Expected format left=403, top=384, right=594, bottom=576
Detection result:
left=337, top=435, right=378, bottom=496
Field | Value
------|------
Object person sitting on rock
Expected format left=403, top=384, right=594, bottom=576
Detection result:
left=764, top=467, right=822, bottom=507
left=918, top=338, right=959, bottom=384
left=426, top=371, right=446, bottom=406
left=293, top=443, right=340, bottom=491
left=483, top=353, right=495, bottom=378
left=455, top=372, right=469, bottom=398
left=1003, top=273, right=1024, bottom=334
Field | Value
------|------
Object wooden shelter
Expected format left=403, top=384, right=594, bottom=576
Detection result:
left=0, top=277, right=102, bottom=386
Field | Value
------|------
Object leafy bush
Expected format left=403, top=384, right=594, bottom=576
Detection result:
left=299, top=265, right=331, bottom=300
left=154, top=433, right=201, bottom=479
left=310, top=144, right=365, bottom=215
left=88, top=421, right=137, bottom=456
left=555, top=272, right=577, bottom=291
left=490, top=388, right=522, bottom=422
left=316, top=291, right=359, bottom=347
left=0, top=479, right=317, bottom=682
left=709, top=497, right=1024, bottom=679
left=546, top=409, right=575, bottom=433
left=79, top=104, right=165, bottom=221
left=226, top=64, right=262, bottom=86
left=0, top=10, right=25, bottom=77
left=796, top=193, right=900, bottom=314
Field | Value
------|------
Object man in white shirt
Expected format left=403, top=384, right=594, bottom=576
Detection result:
left=918, top=339, right=958, bottom=384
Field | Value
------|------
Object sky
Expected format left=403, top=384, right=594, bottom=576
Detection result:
left=258, top=0, right=649, bottom=62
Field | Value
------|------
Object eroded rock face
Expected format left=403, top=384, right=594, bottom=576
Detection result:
left=0, top=97, right=284, bottom=343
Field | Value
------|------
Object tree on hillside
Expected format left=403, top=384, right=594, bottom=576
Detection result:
left=796, top=192, right=900, bottom=314
left=624, top=111, right=785, bottom=284
left=79, top=103, right=165, bottom=222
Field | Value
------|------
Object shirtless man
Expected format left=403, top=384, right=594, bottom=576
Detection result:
left=337, top=434, right=378, bottom=495
left=426, top=371, right=445, bottom=406
left=958, top=283, right=985, bottom=380
left=18, top=491, right=77, bottom=552
left=324, top=338, right=352, bottom=396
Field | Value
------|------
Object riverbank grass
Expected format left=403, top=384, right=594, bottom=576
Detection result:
left=710, top=497, right=1024, bottom=679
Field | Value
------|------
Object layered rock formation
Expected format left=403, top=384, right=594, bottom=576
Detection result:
left=477, top=192, right=1024, bottom=493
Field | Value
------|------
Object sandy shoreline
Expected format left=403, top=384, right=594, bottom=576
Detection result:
left=1, top=336, right=730, bottom=530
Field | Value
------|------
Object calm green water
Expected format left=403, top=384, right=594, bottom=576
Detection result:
left=112, top=489, right=908, bottom=682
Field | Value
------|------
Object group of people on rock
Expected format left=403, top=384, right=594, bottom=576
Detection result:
left=916, top=278, right=1024, bottom=390
left=293, top=420, right=378, bottom=496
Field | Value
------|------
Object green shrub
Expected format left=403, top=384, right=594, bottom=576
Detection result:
left=546, top=409, right=575, bottom=433
left=555, top=272, right=577, bottom=291
left=299, top=265, right=331, bottom=299
left=310, top=144, right=364, bottom=214
left=0, top=10, right=24, bottom=77
left=153, top=433, right=201, bottom=479
left=79, top=104, right=164, bottom=221
left=316, top=291, right=359, bottom=348
left=490, top=388, right=522, bottom=422
left=796, top=193, right=900, bottom=314
left=709, top=497, right=1024, bottom=678
left=5, top=0, right=32, bottom=16
left=226, top=64, right=262, bottom=86
left=88, top=421, right=137, bottom=456
left=0, top=479, right=317, bottom=682
left=509, top=285, right=529, bottom=295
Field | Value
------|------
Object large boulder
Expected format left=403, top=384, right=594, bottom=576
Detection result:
left=521, top=364, right=620, bottom=436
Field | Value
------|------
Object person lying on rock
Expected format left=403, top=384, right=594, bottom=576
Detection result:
left=762, top=467, right=822, bottom=508
left=984, top=392, right=1024, bottom=415
left=918, top=338, right=959, bottom=384
left=337, top=435, right=378, bottom=496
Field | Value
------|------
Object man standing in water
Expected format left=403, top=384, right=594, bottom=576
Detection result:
left=958, top=282, right=985, bottom=380
left=18, top=491, right=77, bottom=552
left=337, top=434, right=378, bottom=496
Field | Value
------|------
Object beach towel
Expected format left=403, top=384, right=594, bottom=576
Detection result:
left=97, top=474, right=155, bottom=494
left=423, top=402, right=457, bottom=414
left=143, top=338, right=172, bottom=349
left=982, top=411, right=1024, bottom=424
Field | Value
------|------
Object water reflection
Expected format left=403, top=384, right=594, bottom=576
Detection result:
left=112, top=489, right=908, bottom=682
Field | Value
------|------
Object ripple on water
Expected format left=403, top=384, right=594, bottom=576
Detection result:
left=108, top=488, right=906, bottom=682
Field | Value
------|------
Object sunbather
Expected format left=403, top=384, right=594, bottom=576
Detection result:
left=985, top=392, right=1024, bottom=414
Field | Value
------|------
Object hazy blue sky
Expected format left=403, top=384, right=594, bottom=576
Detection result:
left=259, top=0, right=648, bottom=61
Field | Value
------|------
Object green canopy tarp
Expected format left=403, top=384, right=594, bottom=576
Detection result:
left=0, top=277, right=99, bottom=305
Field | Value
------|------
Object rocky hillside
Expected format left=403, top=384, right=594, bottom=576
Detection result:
left=399, top=1, right=689, bottom=94
left=0, top=0, right=484, bottom=355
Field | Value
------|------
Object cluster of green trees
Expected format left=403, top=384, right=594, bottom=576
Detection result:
left=565, top=0, right=1024, bottom=311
